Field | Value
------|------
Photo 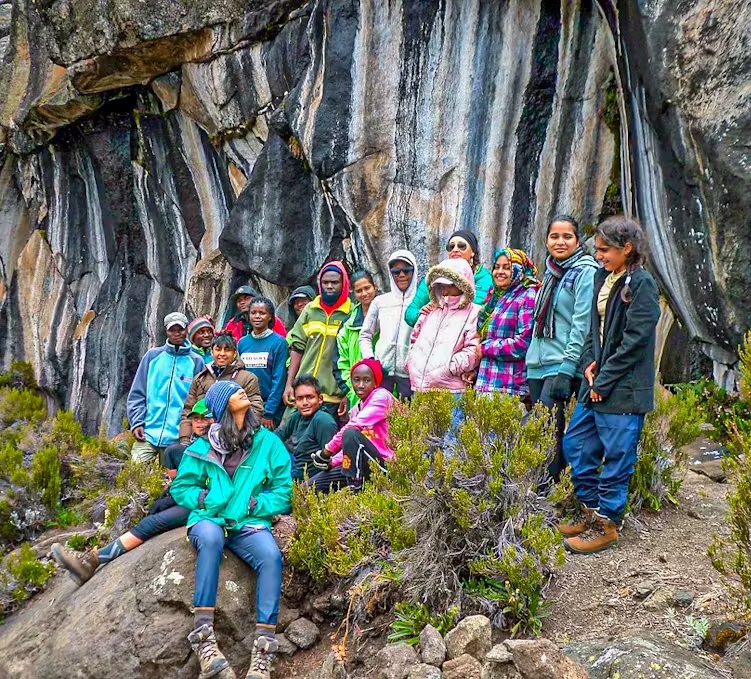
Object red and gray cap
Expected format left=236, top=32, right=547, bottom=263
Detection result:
left=164, top=312, right=189, bottom=329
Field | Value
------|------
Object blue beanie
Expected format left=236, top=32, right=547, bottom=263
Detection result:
left=205, top=381, right=243, bottom=422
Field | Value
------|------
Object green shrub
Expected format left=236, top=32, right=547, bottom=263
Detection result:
left=0, top=361, right=37, bottom=390
left=0, top=388, right=46, bottom=426
left=627, top=388, right=703, bottom=514
left=290, top=390, right=563, bottom=638
left=0, top=543, right=54, bottom=613
left=30, top=447, right=62, bottom=511
left=388, top=602, right=458, bottom=645
left=102, top=461, right=165, bottom=535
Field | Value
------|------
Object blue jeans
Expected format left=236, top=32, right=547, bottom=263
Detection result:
left=131, top=504, right=189, bottom=540
left=562, top=403, right=644, bottom=522
left=188, top=520, right=282, bottom=625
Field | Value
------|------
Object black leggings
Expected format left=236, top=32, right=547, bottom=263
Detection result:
left=528, top=375, right=581, bottom=482
left=305, top=429, right=386, bottom=493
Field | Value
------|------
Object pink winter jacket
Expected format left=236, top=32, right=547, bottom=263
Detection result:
left=406, top=258, right=481, bottom=393
left=326, top=386, right=396, bottom=466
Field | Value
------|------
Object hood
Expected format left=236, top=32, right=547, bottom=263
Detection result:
left=427, top=258, right=475, bottom=307
left=287, top=285, right=316, bottom=312
left=387, top=249, right=419, bottom=298
left=317, top=261, right=351, bottom=315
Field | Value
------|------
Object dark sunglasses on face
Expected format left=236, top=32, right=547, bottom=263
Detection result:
left=390, top=266, right=414, bottom=277
left=446, top=240, right=468, bottom=252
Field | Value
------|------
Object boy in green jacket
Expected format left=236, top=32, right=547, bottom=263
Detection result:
left=171, top=380, right=292, bottom=679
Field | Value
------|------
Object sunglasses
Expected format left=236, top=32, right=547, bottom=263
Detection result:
left=390, top=266, right=414, bottom=277
left=446, top=239, right=469, bottom=252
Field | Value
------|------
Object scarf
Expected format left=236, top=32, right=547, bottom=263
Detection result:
left=533, top=246, right=595, bottom=339
left=478, top=248, right=539, bottom=340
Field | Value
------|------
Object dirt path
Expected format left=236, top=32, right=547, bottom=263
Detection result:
left=546, top=436, right=733, bottom=651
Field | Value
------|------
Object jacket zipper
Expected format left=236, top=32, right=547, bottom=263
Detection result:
left=157, top=349, right=178, bottom=446
left=312, top=312, right=333, bottom=376
left=419, top=308, right=448, bottom=390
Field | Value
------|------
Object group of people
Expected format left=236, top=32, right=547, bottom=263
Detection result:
left=50, top=214, right=660, bottom=679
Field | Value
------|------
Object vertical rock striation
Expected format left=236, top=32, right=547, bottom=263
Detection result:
left=0, top=0, right=748, bottom=433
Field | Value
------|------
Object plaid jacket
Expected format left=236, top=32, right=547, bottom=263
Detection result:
left=475, top=285, right=537, bottom=396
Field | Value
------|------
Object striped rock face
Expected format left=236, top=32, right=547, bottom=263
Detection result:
left=0, top=0, right=748, bottom=433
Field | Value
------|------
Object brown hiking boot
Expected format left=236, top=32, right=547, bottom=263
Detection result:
left=564, top=513, right=619, bottom=554
left=245, top=636, right=278, bottom=679
left=188, top=625, right=235, bottom=679
left=558, top=505, right=595, bottom=538
left=50, top=543, right=100, bottom=586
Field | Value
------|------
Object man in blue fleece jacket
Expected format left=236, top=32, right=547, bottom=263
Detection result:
left=127, top=312, right=205, bottom=462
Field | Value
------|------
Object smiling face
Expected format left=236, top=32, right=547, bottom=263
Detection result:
left=192, top=326, right=214, bottom=349
left=445, top=236, right=474, bottom=265
left=492, top=255, right=513, bottom=289
left=292, top=297, right=310, bottom=316
left=546, top=221, right=579, bottom=261
left=190, top=415, right=213, bottom=437
left=352, top=364, right=377, bottom=401
left=390, top=259, right=415, bottom=292
left=594, top=235, right=632, bottom=273
left=320, top=271, right=343, bottom=298
left=249, top=302, right=273, bottom=333
left=211, top=342, right=237, bottom=367
left=227, top=388, right=250, bottom=414
left=166, top=324, right=187, bottom=346
left=353, top=277, right=376, bottom=307
left=294, top=384, right=323, bottom=417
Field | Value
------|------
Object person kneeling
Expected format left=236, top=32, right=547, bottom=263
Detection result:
left=170, top=381, right=292, bottom=679
left=306, top=359, right=395, bottom=493
left=50, top=399, right=214, bottom=586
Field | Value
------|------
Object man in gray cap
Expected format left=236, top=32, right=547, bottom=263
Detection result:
left=223, top=285, right=288, bottom=341
left=126, top=312, right=205, bottom=462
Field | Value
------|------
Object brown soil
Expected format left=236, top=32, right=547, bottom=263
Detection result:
left=546, top=436, right=734, bottom=652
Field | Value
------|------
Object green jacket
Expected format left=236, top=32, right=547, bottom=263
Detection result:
left=333, top=304, right=378, bottom=408
left=287, top=295, right=353, bottom=403
left=405, top=265, right=493, bottom=326
left=170, top=427, right=292, bottom=531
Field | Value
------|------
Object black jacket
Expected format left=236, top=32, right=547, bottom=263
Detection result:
left=578, top=266, right=660, bottom=414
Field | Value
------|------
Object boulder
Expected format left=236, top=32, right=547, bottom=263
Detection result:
left=481, top=645, right=519, bottom=679
left=642, top=588, right=676, bottom=612
left=704, top=621, right=747, bottom=652
left=284, top=617, right=320, bottom=650
left=409, top=664, right=443, bottom=679
left=445, top=616, right=492, bottom=661
left=504, top=639, right=588, bottom=679
left=374, top=643, right=419, bottom=679
left=442, top=654, right=483, bottom=679
left=0, top=529, right=261, bottom=678
left=275, top=633, right=298, bottom=656
left=419, top=624, right=447, bottom=667
left=566, top=634, right=726, bottom=678
left=276, top=604, right=300, bottom=631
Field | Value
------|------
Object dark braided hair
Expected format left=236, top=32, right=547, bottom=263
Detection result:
left=249, top=296, right=276, bottom=330
left=596, top=215, right=648, bottom=303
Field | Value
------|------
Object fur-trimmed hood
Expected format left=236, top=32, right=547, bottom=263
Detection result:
left=426, top=258, right=475, bottom=308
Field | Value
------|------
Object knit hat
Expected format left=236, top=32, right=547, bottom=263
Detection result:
left=350, top=358, right=384, bottom=387
left=205, top=381, right=243, bottom=422
left=447, top=229, right=479, bottom=255
left=187, top=316, right=215, bottom=343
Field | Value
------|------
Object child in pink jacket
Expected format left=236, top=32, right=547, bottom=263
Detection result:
left=406, top=258, right=481, bottom=393
left=307, top=358, right=395, bottom=493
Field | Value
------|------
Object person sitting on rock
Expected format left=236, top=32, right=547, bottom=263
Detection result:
left=237, top=297, right=289, bottom=430
left=285, top=285, right=316, bottom=330
left=179, top=332, right=264, bottom=446
left=559, top=216, right=660, bottom=554
left=127, top=312, right=205, bottom=463
left=188, top=315, right=216, bottom=365
left=50, top=399, right=215, bottom=587
left=170, top=380, right=292, bottom=679
left=275, top=374, right=338, bottom=480
left=306, top=358, right=395, bottom=493
left=283, top=262, right=353, bottom=422
left=223, top=285, right=287, bottom=342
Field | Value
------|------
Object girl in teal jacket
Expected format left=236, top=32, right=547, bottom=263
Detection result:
left=171, top=380, right=292, bottom=679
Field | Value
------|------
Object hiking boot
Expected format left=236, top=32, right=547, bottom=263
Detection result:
left=564, top=513, right=619, bottom=554
left=188, top=624, right=234, bottom=679
left=245, top=636, right=278, bottom=679
left=558, top=505, right=596, bottom=538
left=50, top=543, right=100, bottom=587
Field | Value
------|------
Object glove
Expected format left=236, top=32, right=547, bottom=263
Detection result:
left=549, top=373, right=573, bottom=402
left=310, top=449, right=331, bottom=471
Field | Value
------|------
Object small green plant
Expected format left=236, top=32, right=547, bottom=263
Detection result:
left=66, top=534, right=97, bottom=551
left=1, top=543, right=55, bottom=607
left=685, top=615, right=711, bottom=640
left=0, top=361, right=37, bottom=390
left=388, top=602, right=458, bottom=645
left=0, top=387, right=46, bottom=426
left=30, top=447, right=62, bottom=511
